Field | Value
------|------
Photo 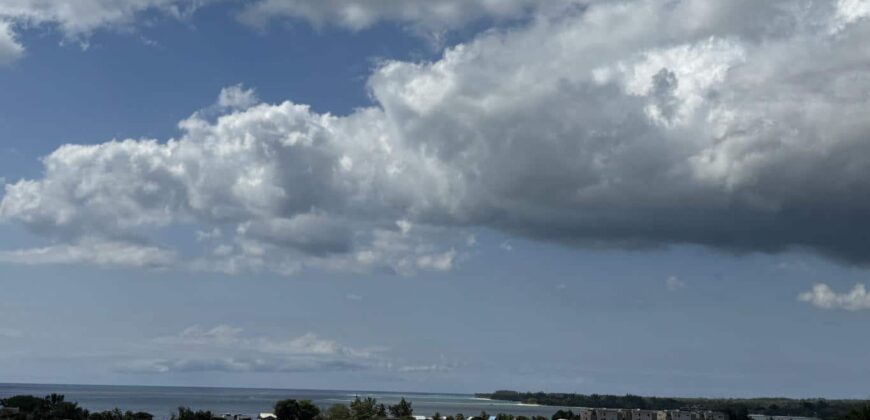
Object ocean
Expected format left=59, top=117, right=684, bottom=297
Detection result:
left=0, top=384, right=574, bottom=420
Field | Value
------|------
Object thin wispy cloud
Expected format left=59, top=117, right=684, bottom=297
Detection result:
left=118, top=325, right=382, bottom=374
left=116, top=325, right=456, bottom=377
left=665, top=276, right=686, bottom=292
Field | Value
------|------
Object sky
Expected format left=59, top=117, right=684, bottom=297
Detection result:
left=1, top=0, right=870, bottom=399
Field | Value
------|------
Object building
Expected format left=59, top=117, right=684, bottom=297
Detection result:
left=622, top=408, right=659, bottom=420
left=657, top=409, right=726, bottom=420
left=579, top=408, right=626, bottom=420
left=627, top=409, right=658, bottom=420
left=748, top=415, right=819, bottom=420
left=699, top=411, right=727, bottom=420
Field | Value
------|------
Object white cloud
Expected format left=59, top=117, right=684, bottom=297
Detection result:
left=6, top=0, right=870, bottom=275
left=0, top=238, right=176, bottom=268
left=0, top=0, right=213, bottom=59
left=0, top=0, right=568, bottom=62
left=118, top=325, right=384, bottom=374
left=665, top=275, right=686, bottom=291
left=0, top=21, right=23, bottom=65
left=798, top=283, right=870, bottom=311
left=397, top=363, right=454, bottom=373
left=217, top=84, right=259, bottom=110
left=0, top=0, right=205, bottom=38
left=833, top=0, right=870, bottom=32
left=416, top=249, right=456, bottom=271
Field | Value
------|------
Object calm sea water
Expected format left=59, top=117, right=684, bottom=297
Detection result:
left=0, top=384, right=574, bottom=420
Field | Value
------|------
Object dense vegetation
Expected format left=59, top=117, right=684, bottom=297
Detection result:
left=4, top=393, right=869, bottom=420
left=477, top=391, right=870, bottom=420
left=171, top=407, right=215, bottom=420
left=0, top=394, right=153, bottom=420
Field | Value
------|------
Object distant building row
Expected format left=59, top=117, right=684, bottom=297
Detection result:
left=568, top=408, right=727, bottom=420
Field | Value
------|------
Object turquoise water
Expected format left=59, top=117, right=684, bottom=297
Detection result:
left=0, top=384, right=575, bottom=420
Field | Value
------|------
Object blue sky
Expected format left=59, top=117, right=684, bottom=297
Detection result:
left=2, top=0, right=870, bottom=399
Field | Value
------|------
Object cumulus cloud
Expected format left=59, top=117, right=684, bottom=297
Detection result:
left=217, top=84, right=259, bottom=110
left=798, top=283, right=870, bottom=311
left=0, top=20, right=23, bottom=65
left=6, top=0, right=870, bottom=275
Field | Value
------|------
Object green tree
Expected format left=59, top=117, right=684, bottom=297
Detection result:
left=552, top=410, right=575, bottom=420
left=327, top=404, right=352, bottom=420
left=1, top=395, right=50, bottom=413
left=0, top=394, right=89, bottom=420
left=89, top=408, right=154, bottom=420
left=275, top=400, right=321, bottom=420
left=388, top=398, right=413, bottom=419
left=171, top=407, right=213, bottom=420
left=299, top=401, right=322, bottom=420
left=350, top=397, right=381, bottom=420
left=433, top=412, right=442, bottom=420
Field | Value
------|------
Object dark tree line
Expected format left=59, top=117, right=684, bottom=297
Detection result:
left=0, top=394, right=152, bottom=420
left=478, top=391, right=870, bottom=420
left=7, top=393, right=868, bottom=420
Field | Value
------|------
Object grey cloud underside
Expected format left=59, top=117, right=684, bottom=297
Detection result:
left=4, top=0, right=870, bottom=273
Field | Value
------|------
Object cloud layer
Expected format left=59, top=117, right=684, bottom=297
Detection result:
left=5, top=0, right=870, bottom=273
left=0, top=0, right=201, bottom=37
left=0, top=0, right=559, bottom=64
left=116, top=325, right=449, bottom=375
left=237, top=0, right=558, bottom=32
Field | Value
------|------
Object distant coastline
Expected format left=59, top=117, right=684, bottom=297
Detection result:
left=0, top=385, right=574, bottom=420
left=476, top=391, right=870, bottom=420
